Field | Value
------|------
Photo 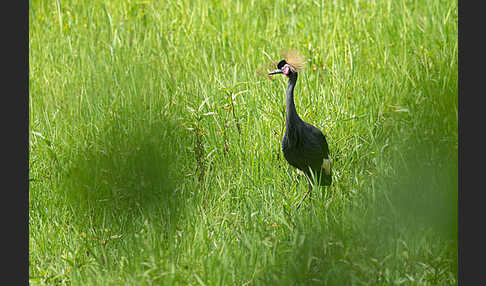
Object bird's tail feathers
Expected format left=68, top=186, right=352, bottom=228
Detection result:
left=320, top=155, right=332, bottom=186
left=321, top=155, right=332, bottom=176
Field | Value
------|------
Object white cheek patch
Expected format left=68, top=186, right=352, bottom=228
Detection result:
left=282, top=64, right=290, bottom=75
left=321, top=155, right=332, bottom=176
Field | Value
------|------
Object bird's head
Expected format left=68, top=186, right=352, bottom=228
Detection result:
left=268, top=50, right=306, bottom=78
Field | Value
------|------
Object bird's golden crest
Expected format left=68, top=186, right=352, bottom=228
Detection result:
left=282, top=50, right=306, bottom=73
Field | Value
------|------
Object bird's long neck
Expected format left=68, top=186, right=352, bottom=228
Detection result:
left=285, top=73, right=301, bottom=129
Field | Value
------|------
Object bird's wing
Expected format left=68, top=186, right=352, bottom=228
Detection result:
left=303, top=123, right=331, bottom=175
left=303, top=123, right=329, bottom=153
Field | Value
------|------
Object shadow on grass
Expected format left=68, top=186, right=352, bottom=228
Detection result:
left=377, top=141, right=457, bottom=241
left=62, top=110, right=191, bottom=233
left=261, top=138, right=457, bottom=285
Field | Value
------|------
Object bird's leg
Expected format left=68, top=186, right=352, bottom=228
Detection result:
left=296, top=183, right=313, bottom=210
left=296, top=192, right=307, bottom=210
left=308, top=183, right=312, bottom=202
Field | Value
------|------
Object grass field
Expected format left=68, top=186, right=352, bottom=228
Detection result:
left=29, top=0, right=458, bottom=284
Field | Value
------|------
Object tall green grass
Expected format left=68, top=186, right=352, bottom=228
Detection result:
left=29, top=0, right=457, bottom=284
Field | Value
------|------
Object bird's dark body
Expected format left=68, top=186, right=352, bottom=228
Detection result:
left=282, top=120, right=332, bottom=186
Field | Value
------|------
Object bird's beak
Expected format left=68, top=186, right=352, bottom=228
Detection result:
left=268, top=69, right=283, bottom=75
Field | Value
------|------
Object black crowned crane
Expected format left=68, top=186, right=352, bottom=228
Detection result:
left=268, top=51, right=332, bottom=208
